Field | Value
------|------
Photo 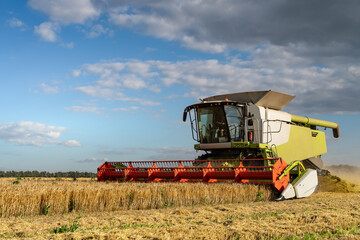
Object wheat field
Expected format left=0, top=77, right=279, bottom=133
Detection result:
left=0, top=192, right=359, bottom=239
left=0, top=176, right=359, bottom=239
left=0, top=178, right=272, bottom=217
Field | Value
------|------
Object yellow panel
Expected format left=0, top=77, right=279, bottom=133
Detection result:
left=312, top=130, right=327, bottom=156
left=276, top=125, right=327, bottom=163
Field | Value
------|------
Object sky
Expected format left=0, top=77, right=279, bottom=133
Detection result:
left=1, top=0, right=360, bottom=172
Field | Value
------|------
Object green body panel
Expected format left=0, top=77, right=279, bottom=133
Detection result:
left=195, top=142, right=272, bottom=152
left=275, top=125, right=327, bottom=163
left=195, top=142, right=275, bottom=166
left=231, top=142, right=270, bottom=149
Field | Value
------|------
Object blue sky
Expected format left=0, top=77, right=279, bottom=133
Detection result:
left=1, top=0, right=359, bottom=172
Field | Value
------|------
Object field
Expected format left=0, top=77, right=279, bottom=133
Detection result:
left=0, top=175, right=359, bottom=239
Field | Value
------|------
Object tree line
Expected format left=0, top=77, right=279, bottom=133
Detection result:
left=0, top=170, right=96, bottom=178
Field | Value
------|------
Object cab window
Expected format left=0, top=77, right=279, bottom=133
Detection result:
left=197, top=106, right=229, bottom=143
left=225, top=105, right=244, bottom=141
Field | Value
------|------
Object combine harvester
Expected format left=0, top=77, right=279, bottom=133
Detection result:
left=98, top=90, right=340, bottom=200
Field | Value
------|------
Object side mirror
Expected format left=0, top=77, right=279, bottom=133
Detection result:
left=183, top=111, right=187, bottom=122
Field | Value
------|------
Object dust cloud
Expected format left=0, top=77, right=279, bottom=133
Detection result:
left=325, top=164, right=360, bottom=185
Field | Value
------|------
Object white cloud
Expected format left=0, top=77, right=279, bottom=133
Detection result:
left=0, top=121, right=80, bottom=147
left=121, top=74, right=147, bottom=90
left=29, top=0, right=101, bottom=42
left=181, top=35, right=226, bottom=53
left=34, top=22, right=59, bottom=42
left=74, top=44, right=360, bottom=114
left=75, top=84, right=162, bottom=106
left=40, top=83, right=58, bottom=94
left=72, top=69, right=82, bottom=77
left=109, top=10, right=225, bottom=53
left=74, top=61, right=162, bottom=105
left=109, top=13, right=180, bottom=40
left=95, top=74, right=148, bottom=90
left=28, top=0, right=100, bottom=24
left=106, top=1, right=360, bottom=58
left=77, top=157, right=109, bottom=163
left=75, top=86, right=124, bottom=100
left=7, top=17, right=24, bottom=27
left=348, top=66, right=360, bottom=76
left=112, top=106, right=139, bottom=111
left=86, top=24, right=112, bottom=38
left=26, top=1, right=360, bottom=58
left=64, top=106, right=103, bottom=114
left=148, top=85, right=161, bottom=93
left=62, top=140, right=82, bottom=147
left=138, top=100, right=161, bottom=106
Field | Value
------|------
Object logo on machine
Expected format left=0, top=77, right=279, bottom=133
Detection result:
left=311, top=132, right=318, bottom=137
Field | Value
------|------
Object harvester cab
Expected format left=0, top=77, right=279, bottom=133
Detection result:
left=97, top=90, right=340, bottom=201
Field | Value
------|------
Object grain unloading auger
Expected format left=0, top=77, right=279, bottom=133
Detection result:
left=98, top=90, right=340, bottom=200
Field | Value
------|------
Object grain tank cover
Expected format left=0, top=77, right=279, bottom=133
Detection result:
left=203, top=90, right=295, bottom=110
